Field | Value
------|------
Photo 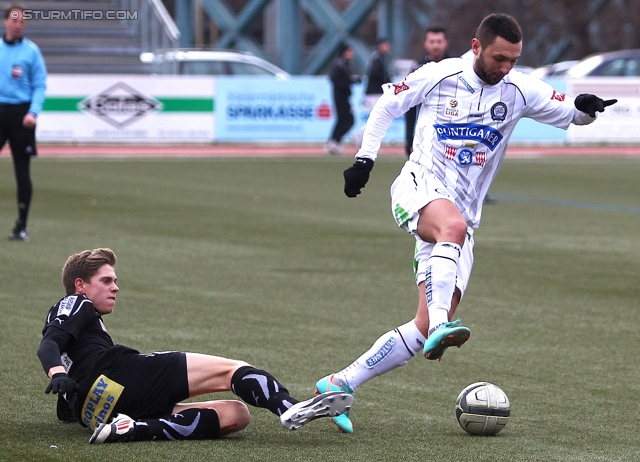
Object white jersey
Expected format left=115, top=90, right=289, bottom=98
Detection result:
left=356, top=57, right=595, bottom=228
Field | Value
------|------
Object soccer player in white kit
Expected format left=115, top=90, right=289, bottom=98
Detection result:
left=315, top=13, right=617, bottom=434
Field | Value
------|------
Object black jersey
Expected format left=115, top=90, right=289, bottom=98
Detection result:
left=41, top=294, right=138, bottom=390
left=40, top=295, right=188, bottom=426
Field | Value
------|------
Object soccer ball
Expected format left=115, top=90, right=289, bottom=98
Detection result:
left=455, top=382, right=510, bottom=435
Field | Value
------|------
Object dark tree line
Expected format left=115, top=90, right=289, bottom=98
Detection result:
left=170, top=0, right=640, bottom=70
left=403, top=0, right=640, bottom=66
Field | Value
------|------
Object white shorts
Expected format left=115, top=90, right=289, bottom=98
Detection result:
left=390, top=161, right=475, bottom=295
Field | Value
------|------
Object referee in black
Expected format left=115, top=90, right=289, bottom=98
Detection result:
left=1, top=4, right=47, bottom=241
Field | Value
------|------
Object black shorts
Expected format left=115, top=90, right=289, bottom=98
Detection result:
left=0, top=102, right=37, bottom=157
left=81, top=346, right=190, bottom=422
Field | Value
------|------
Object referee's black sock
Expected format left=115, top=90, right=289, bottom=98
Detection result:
left=231, top=366, right=299, bottom=416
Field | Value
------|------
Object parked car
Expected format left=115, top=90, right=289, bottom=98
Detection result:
left=140, top=49, right=290, bottom=79
left=565, top=49, right=640, bottom=78
left=529, top=60, right=579, bottom=79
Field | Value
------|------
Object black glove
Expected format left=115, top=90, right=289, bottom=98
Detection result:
left=45, top=372, right=80, bottom=396
left=343, top=157, right=374, bottom=197
left=574, top=94, right=617, bottom=117
left=57, top=393, right=78, bottom=423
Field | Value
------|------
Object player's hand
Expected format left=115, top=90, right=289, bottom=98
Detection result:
left=574, top=94, right=617, bottom=117
left=343, top=157, right=374, bottom=197
left=45, top=372, right=80, bottom=396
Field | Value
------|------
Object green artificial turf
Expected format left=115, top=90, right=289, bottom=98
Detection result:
left=0, top=155, right=639, bottom=461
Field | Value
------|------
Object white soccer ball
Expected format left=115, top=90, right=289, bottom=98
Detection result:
left=455, top=382, right=510, bottom=435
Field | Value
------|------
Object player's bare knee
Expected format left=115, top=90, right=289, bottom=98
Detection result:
left=445, top=218, right=468, bottom=246
left=218, top=401, right=251, bottom=435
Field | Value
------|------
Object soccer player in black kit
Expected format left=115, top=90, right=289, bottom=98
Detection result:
left=37, top=248, right=353, bottom=444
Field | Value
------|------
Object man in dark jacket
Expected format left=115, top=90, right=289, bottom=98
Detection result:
left=326, top=44, right=358, bottom=155
left=351, top=38, right=392, bottom=145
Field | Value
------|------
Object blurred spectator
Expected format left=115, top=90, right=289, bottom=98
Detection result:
left=325, top=44, right=358, bottom=156
left=352, top=38, right=392, bottom=146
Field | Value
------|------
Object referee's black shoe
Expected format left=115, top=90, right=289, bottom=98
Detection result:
left=8, top=220, right=29, bottom=242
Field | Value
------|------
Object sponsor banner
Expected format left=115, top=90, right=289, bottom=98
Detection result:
left=215, top=76, right=406, bottom=142
left=215, top=76, right=334, bottom=141
left=37, top=75, right=635, bottom=145
left=81, top=374, right=124, bottom=429
left=39, top=75, right=215, bottom=142
left=567, top=78, right=640, bottom=143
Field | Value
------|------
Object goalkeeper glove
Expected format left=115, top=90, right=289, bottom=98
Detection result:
left=45, top=372, right=80, bottom=396
left=343, top=157, right=374, bottom=197
left=574, top=94, right=617, bottom=117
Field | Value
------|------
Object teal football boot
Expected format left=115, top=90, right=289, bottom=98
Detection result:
left=314, top=374, right=354, bottom=433
left=423, top=319, right=470, bottom=360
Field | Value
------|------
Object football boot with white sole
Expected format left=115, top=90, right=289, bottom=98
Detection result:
left=315, top=374, right=354, bottom=433
left=280, top=391, right=354, bottom=430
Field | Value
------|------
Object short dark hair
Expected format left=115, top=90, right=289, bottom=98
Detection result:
left=5, top=3, right=25, bottom=20
left=475, top=13, right=522, bottom=47
left=62, top=248, right=117, bottom=295
left=426, top=26, right=448, bottom=38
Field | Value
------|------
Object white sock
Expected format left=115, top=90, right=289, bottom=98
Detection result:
left=425, top=242, right=460, bottom=333
left=335, top=320, right=426, bottom=390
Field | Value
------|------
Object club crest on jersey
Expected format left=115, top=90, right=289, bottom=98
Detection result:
left=433, top=123, right=503, bottom=151
left=490, top=102, right=507, bottom=121
left=445, top=144, right=486, bottom=167
left=551, top=90, right=566, bottom=101
left=445, top=98, right=459, bottom=117
left=392, top=79, right=409, bottom=95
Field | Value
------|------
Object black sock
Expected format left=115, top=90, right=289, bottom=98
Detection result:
left=230, top=366, right=299, bottom=416
left=133, top=408, right=220, bottom=441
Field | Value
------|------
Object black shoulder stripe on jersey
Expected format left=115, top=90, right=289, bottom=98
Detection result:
left=504, top=82, right=526, bottom=106
left=424, top=71, right=463, bottom=98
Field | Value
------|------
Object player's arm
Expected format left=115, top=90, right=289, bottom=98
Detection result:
left=343, top=64, right=432, bottom=198
left=28, top=47, right=47, bottom=117
left=521, top=76, right=616, bottom=128
left=37, top=327, right=79, bottom=394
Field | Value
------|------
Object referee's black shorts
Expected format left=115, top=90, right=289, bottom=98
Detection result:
left=0, top=102, right=37, bottom=157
